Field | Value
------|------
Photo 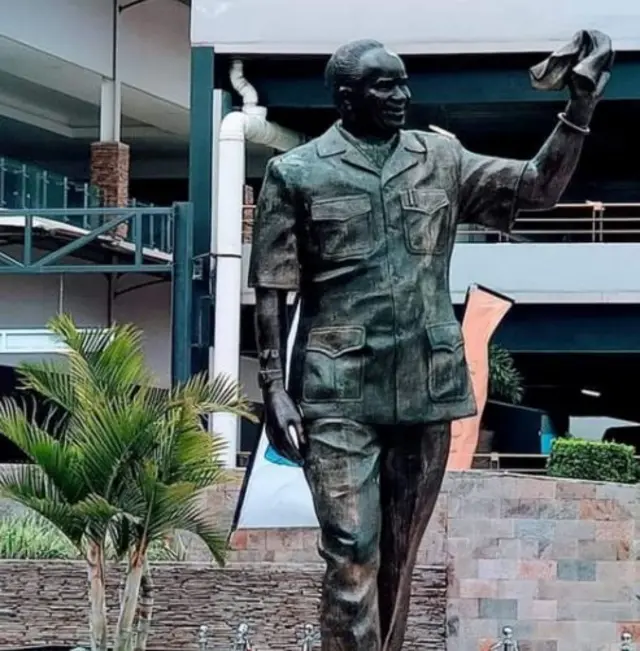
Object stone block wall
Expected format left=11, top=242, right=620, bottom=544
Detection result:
left=443, top=473, right=639, bottom=651
left=1, top=468, right=637, bottom=651
left=0, top=561, right=446, bottom=650
left=219, top=471, right=638, bottom=651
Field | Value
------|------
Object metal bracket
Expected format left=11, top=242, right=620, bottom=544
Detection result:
left=194, top=251, right=243, bottom=281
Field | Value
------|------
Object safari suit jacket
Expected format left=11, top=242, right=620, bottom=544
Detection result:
left=248, top=123, right=528, bottom=425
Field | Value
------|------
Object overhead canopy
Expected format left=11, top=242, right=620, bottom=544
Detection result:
left=191, top=0, right=640, bottom=54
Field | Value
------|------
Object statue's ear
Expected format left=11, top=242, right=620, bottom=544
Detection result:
left=336, top=85, right=354, bottom=112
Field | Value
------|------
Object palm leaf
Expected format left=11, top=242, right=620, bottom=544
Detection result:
left=17, top=359, right=77, bottom=416
left=0, top=399, right=86, bottom=503
left=171, top=372, right=257, bottom=422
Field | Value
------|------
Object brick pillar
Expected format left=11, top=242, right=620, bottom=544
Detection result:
left=90, top=141, right=130, bottom=238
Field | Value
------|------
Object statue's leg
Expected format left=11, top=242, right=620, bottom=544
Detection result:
left=378, top=422, right=451, bottom=651
left=303, top=418, right=383, bottom=651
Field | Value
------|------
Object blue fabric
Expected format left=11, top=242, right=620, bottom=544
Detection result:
left=265, top=442, right=303, bottom=467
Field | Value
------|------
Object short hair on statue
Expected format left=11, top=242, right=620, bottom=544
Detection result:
left=325, top=39, right=385, bottom=101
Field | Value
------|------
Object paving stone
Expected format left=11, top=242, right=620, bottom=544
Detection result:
left=556, top=559, right=596, bottom=581
left=515, top=476, right=557, bottom=499
left=554, top=519, right=596, bottom=542
left=515, top=519, right=556, bottom=545
left=496, top=579, right=538, bottom=601
left=479, top=598, right=518, bottom=619
left=518, top=560, right=557, bottom=580
left=556, top=481, right=596, bottom=500
left=577, top=539, right=618, bottom=561
left=579, top=498, right=633, bottom=521
left=478, top=559, right=518, bottom=580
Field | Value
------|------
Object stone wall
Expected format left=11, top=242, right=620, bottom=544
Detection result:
left=443, top=473, right=639, bottom=651
left=0, top=561, right=446, bottom=650
left=1, top=468, right=638, bottom=651
left=220, top=472, right=639, bottom=651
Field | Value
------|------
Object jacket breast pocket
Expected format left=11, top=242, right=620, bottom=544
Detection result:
left=401, top=189, right=450, bottom=255
left=426, top=322, right=470, bottom=403
left=310, top=195, right=373, bottom=262
left=302, top=326, right=366, bottom=402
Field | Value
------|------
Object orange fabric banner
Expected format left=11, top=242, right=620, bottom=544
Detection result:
left=447, top=285, right=514, bottom=471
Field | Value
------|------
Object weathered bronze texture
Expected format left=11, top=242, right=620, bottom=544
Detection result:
left=250, top=34, right=611, bottom=651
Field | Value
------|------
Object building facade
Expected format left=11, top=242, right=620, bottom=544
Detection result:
left=1, top=0, right=640, bottom=466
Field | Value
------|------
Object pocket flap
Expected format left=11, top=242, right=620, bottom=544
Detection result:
left=311, top=195, right=372, bottom=221
left=401, top=189, right=449, bottom=214
left=426, top=322, right=464, bottom=353
left=307, top=326, right=366, bottom=358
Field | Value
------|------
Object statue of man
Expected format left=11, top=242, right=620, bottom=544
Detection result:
left=248, top=37, right=608, bottom=651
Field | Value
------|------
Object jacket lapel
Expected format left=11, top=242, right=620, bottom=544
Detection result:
left=315, top=124, right=428, bottom=183
left=381, top=131, right=427, bottom=186
left=316, top=124, right=380, bottom=176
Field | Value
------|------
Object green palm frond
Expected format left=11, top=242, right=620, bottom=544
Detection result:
left=17, top=359, right=77, bottom=416
left=0, top=399, right=85, bottom=503
left=170, top=502, right=228, bottom=566
left=3, top=314, right=239, bottom=569
left=172, top=372, right=257, bottom=422
left=47, top=314, right=151, bottom=403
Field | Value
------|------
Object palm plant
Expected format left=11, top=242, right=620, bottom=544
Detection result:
left=488, top=343, right=524, bottom=405
left=0, top=314, right=255, bottom=651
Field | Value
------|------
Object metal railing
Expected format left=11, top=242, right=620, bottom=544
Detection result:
left=0, top=156, right=172, bottom=254
left=241, top=200, right=640, bottom=244
left=473, top=452, right=640, bottom=475
left=0, top=156, right=102, bottom=213
left=459, top=201, right=640, bottom=244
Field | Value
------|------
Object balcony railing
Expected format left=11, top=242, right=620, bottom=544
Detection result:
left=460, top=201, right=640, bottom=244
left=0, top=156, right=173, bottom=254
left=0, top=156, right=101, bottom=212
left=241, top=201, right=640, bottom=245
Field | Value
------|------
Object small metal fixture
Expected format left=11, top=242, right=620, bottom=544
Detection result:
left=621, top=631, right=634, bottom=651
left=299, top=623, right=320, bottom=650
left=233, top=622, right=253, bottom=651
left=491, top=626, right=519, bottom=651
left=198, top=624, right=209, bottom=651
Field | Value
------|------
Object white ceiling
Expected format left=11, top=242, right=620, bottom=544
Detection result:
left=0, top=35, right=189, bottom=156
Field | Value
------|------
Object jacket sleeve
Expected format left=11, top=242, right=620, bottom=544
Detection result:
left=456, top=142, right=529, bottom=233
left=247, top=159, right=301, bottom=290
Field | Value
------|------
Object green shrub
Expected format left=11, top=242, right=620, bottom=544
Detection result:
left=547, top=438, right=637, bottom=484
left=0, top=513, right=79, bottom=559
left=0, top=512, right=187, bottom=561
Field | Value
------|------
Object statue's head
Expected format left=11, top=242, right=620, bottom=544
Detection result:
left=325, top=39, right=411, bottom=138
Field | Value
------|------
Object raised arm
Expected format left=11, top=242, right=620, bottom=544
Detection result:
left=517, top=97, right=597, bottom=211
left=457, top=91, right=602, bottom=232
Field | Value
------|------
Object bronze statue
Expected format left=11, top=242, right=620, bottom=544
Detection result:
left=249, top=33, right=612, bottom=651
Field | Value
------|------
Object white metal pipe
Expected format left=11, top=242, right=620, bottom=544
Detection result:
left=212, top=61, right=305, bottom=467
left=212, top=112, right=246, bottom=468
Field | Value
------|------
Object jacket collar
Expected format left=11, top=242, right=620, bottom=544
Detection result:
left=316, top=122, right=427, bottom=184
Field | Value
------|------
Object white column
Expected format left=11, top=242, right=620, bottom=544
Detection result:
left=100, top=0, right=122, bottom=142
left=99, top=78, right=122, bottom=142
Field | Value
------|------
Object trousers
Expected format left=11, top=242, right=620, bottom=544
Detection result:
left=303, top=418, right=451, bottom=651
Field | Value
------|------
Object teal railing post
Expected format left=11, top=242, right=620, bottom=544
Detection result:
left=171, top=202, right=194, bottom=385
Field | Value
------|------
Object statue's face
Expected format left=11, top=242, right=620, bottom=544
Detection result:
left=342, top=47, right=411, bottom=136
